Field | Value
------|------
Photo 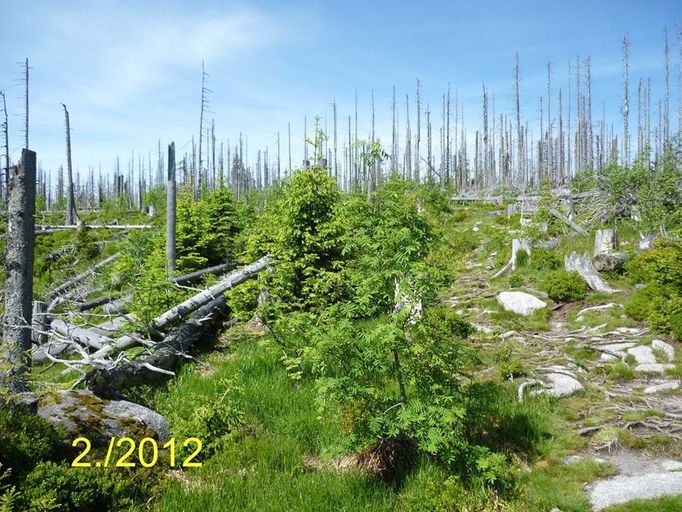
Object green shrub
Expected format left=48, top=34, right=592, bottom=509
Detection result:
left=607, top=362, right=635, bottom=381
left=515, top=250, right=529, bottom=268
left=529, top=248, right=562, bottom=271
left=542, top=270, right=588, bottom=302
left=626, top=242, right=682, bottom=287
left=509, top=273, right=524, bottom=288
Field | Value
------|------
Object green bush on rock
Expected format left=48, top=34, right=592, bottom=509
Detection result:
left=542, top=270, right=588, bottom=302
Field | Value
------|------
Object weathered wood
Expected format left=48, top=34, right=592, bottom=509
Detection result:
left=151, top=255, right=272, bottom=331
left=102, top=294, right=132, bottom=315
left=85, top=295, right=228, bottom=398
left=50, top=319, right=112, bottom=350
left=76, top=295, right=115, bottom=312
left=549, top=208, right=588, bottom=236
left=47, top=252, right=121, bottom=307
left=1, top=150, right=36, bottom=392
left=32, top=341, right=75, bottom=364
left=565, top=251, right=618, bottom=293
left=639, top=232, right=658, bottom=249
left=168, top=261, right=242, bottom=286
left=36, top=225, right=151, bottom=231
left=90, top=255, right=273, bottom=360
left=167, top=142, right=176, bottom=274
left=31, top=301, right=48, bottom=345
left=493, top=238, right=532, bottom=278
left=594, top=229, right=618, bottom=255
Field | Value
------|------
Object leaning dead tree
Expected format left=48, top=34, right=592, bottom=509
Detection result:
left=1, top=150, right=36, bottom=393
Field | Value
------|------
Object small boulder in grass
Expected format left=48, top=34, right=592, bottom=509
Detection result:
left=497, top=291, right=547, bottom=316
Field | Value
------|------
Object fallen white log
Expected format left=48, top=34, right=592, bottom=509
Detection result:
left=565, top=251, right=618, bottom=293
left=168, top=260, right=242, bottom=286
left=90, top=255, right=273, bottom=360
left=550, top=208, right=588, bottom=236
left=50, top=319, right=114, bottom=350
left=35, top=224, right=152, bottom=231
left=47, top=253, right=121, bottom=308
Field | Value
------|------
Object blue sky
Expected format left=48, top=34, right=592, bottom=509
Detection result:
left=0, top=0, right=680, bottom=177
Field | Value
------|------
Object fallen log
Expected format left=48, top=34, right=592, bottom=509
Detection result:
left=168, top=260, right=243, bottom=286
left=565, top=251, right=618, bottom=293
left=89, top=255, right=273, bottom=360
left=47, top=253, right=121, bottom=308
left=102, top=294, right=133, bottom=315
left=35, top=224, right=152, bottom=231
left=50, top=319, right=113, bottom=350
left=151, top=255, right=272, bottom=331
left=86, top=296, right=229, bottom=398
left=76, top=295, right=115, bottom=312
left=550, top=208, right=588, bottom=236
left=32, top=342, right=76, bottom=364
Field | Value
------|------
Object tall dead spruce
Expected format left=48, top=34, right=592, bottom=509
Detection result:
left=1, top=150, right=36, bottom=393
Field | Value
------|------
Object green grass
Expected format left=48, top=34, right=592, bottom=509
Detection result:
left=151, top=336, right=400, bottom=511
left=602, top=495, right=682, bottom=511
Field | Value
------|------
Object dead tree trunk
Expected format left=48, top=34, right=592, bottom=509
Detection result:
left=168, top=261, right=242, bottom=286
left=493, top=238, right=532, bottom=278
left=62, top=104, right=77, bottom=225
left=1, top=150, right=36, bottom=392
left=565, top=251, right=617, bottom=293
left=167, top=142, right=176, bottom=274
left=594, top=229, right=618, bottom=256
left=47, top=253, right=121, bottom=310
left=31, top=301, right=48, bottom=345
left=549, top=208, right=588, bottom=236
left=85, top=295, right=228, bottom=398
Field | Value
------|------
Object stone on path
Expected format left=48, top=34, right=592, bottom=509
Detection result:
left=651, top=339, right=675, bottom=362
left=643, top=381, right=681, bottom=394
left=496, top=291, right=547, bottom=316
left=627, top=345, right=656, bottom=364
left=588, top=471, right=682, bottom=510
left=635, top=363, right=676, bottom=373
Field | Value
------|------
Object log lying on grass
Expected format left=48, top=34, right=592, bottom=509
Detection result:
left=50, top=319, right=113, bottom=350
left=89, top=255, right=273, bottom=360
left=565, top=251, right=618, bottom=293
left=85, top=295, right=228, bottom=398
left=549, top=208, right=588, bottom=236
left=76, top=294, right=115, bottom=312
left=35, top=224, right=152, bottom=231
left=47, top=253, right=121, bottom=311
left=102, top=294, right=133, bottom=315
left=168, top=260, right=243, bottom=286
left=493, top=238, right=532, bottom=278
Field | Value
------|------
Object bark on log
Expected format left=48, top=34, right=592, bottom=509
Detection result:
left=76, top=295, right=115, bottom=312
left=493, top=238, right=532, bottom=278
left=102, top=294, right=132, bottom=315
left=32, top=342, right=75, bottom=364
left=550, top=208, right=588, bottom=236
left=594, top=229, right=618, bottom=255
left=564, top=251, right=618, bottom=293
left=47, top=252, right=121, bottom=307
left=168, top=261, right=242, bottom=286
left=1, top=150, right=36, bottom=392
left=89, top=255, right=273, bottom=360
left=49, top=319, right=114, bottom=350
left=151, top=255, right=272, bottom=331
left=85, top=296, right=228, bottom=398
left=31, top=301, right=48, bottom=345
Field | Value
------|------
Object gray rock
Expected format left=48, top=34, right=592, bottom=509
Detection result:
left=635, top=363, right=676, bottom=373
left=651, top=339, right=675, bottom=362
left=593, top=252, right=630, bottom=272
left=628, top=345, right=656, bottom=364
left=496, top=291, right=547, bottom=316
left=644, top=381, right=681, bottom=394
left=543, top=372, right=584, bottom=398
left=661, top=461, right=682, bottom=472
left=588, top=472, right=682, bottom=510
left=38, top=390, right=170, bottom=446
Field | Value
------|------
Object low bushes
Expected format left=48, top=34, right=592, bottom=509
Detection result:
left=542, top=270, right=588, bottom=302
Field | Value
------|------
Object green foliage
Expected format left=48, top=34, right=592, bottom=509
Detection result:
left=21, top=462, right=154, bottom=512
left=176, top=188, right=241, bottom=271
left=542, top=270, right=588, bottom=302
left=625, top=242, right=682, bottom=339
left=529, top=248, right=562, bottom=271
left=240, top=166, right=346, bottom=315
left=74, top=227, right=100, bottom=261
left=607, top=362, right=635, bottom=381
left=143, top=186, right=166, bottom=213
